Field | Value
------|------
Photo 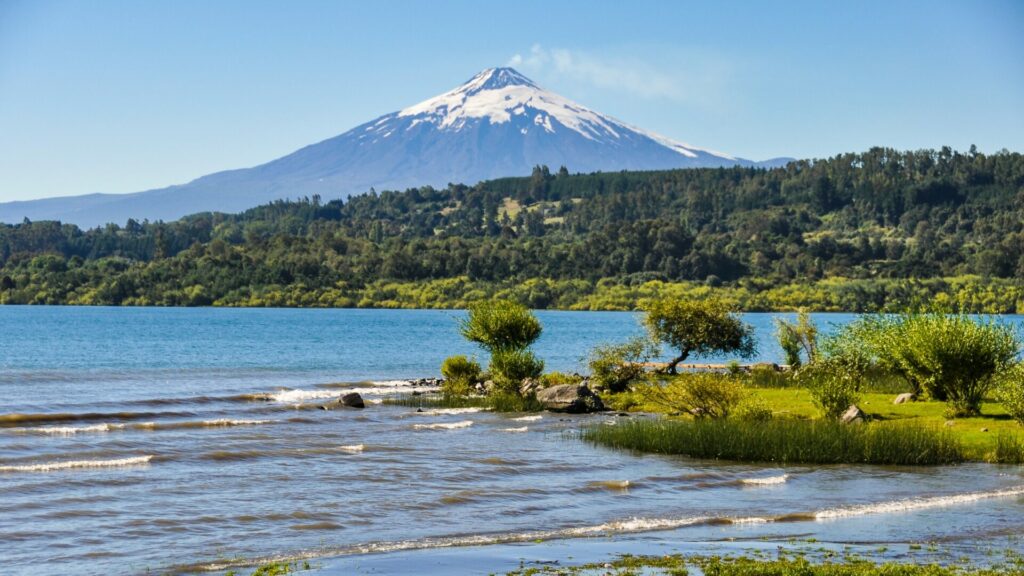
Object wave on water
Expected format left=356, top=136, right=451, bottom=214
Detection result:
left=815, top=486, right=1024, bottom=519
left=741, top=474, right=789, bottom=486
left=132, top=419, right=273, bottom=430
left=412, top=420, right=474, bottom=430
left=0, top=411, right=194, bottom=427
left=0, top=455, right=153, bottom=473
left=186, top=484, right=1024, bottom=573
left=511, top=415, right=542, bottom=422
left=501, top=426, right=529, bottom=433
left=416, top=408, right=483, bottom=416
left=6, top=423, right=127, bottom=435
left=339, top=444, right=364, bottom=453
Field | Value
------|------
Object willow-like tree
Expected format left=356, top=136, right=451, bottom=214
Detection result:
left=643, top=297, right=756, bottom=374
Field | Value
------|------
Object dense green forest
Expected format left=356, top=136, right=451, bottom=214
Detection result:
left=2, top=146, right=1023, bottom=312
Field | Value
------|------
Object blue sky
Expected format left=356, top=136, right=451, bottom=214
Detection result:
left=0, top=0, right=1021, bottom=202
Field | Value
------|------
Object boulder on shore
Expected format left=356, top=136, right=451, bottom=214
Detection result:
left=536, top=383, right=605, bottom=413
left=839, top=404, right=865, bottom=424
left=893, top=393, right=916, bottom=405
left=320, top=392, right=365, bottom=410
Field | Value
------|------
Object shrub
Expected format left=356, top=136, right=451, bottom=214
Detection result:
left=774, top=310, right=818, bottom=368
left=459, top=299, right=542, bottom=353
left=490, top=349, right=544, bottom=393
left=540, top=371, right=583, bottom=387
left=642, top=372, right=745, bottom=419
left=440, top=355, right=481, bottom=397
left=734, top=398, right=773, bottom=421
left=641, top=297, right=756, bottom=374
left=798, top=356, right=862, bottom=420
left=587, top=336, right=656, bottom=393
left=843, top=313, right=1019, bottom=417
left=996, top=363, right=1024, bottom=425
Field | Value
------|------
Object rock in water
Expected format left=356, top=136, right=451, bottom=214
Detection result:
left=536, top=384, right=605, bottom=413
left=839, top=404, right=865, bottom=424
left=893, top=393, right=915, bottom=405
left=319, top=392, right=365, bottom=410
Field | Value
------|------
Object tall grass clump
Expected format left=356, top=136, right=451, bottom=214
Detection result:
left=581, top=419, right=964, bottom=465
left=992, top=432, right=1024, bottom=464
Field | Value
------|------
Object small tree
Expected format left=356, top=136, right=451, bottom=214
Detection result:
left=775, top=310, right=817, bottom=368
left=457, top=300, right=544, bottom=396
left=459, top=300, right=542, bottom=353
left=642, top=297, right=756, bottom=374
left=798, top=355, right=863, bottom=419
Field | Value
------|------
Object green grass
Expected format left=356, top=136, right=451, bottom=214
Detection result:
left=581, top=418, right=964, bottom=465
left=503, top=554, right=1020, bottom=575
left=993, top=432, right=1024, bottom=464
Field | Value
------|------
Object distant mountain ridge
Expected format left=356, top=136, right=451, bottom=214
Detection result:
left=0, top=67, right=791, bottom=228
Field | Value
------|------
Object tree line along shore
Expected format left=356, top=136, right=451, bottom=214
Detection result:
left=0, top=147, right=1022, bottom=311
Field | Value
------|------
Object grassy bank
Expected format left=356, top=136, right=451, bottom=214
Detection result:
left=602, top=384, right=1024, bottom=463
left=581, top=418, right=965, bottom=465
left=503, top=554, right=1022, bottom=576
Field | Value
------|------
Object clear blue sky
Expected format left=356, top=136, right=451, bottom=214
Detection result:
left=1, top=0, right=1021, bottom=202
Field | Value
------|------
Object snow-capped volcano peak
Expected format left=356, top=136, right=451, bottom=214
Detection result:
left=396, top=67, right=730, bottom=160
left=0, top=66, right=787, bottom=227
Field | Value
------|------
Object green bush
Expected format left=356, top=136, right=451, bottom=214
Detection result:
left=996, top=363, right=1024, bottom=425
left=440, top=355, right=481, bottom=397
left=734, top=398, right=774, bottom=421
left=798, top=356, right=862, bottom=420
left=844, top=313, right=1019, bottom=417
left=774, top=310, right=818, bottom=368
left=459, top=300, right=542, bottom=353
left=587, top=336, right=656, bottom=393
left=539, top=371, right=583, bottom=387
left=642, top=372, right=745, bottom=419
left=490, top=349, right=544, bottom=393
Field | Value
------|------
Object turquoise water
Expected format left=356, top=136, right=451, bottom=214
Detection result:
left=0, top=307, right=1022, bottom=576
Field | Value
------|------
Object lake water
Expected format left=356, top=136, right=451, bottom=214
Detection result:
left=1, top=307, right=1022, bottom=575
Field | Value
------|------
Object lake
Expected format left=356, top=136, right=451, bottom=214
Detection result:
left=1, top=307, right=1022, bottom=575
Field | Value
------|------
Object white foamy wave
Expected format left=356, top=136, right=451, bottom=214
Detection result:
left=339, top=444, right=364, bottom=453
left=269, top=389, right=340, bottom=403
left=502, top=426, right=528, bottom=433
left=9, top=423, right=126, bottom=435
left=815, top=486, right=1024, bottom=520
left=742, top=474, right=788, bottom=486
left=512, top=415, right=542, bottom=422
left=412, top=420, right=474, bottom=430
left=371, top=380, right=417, bottom=387
left=0, top=455, right=154, bottom=473
left=199, top=419, right=271, bottom=427
left=566, top=515, right=710, bottom=536
left=418, top=408, right=483, bottom=415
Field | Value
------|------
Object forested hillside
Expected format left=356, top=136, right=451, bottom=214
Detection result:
left=2, top=147, right=1023, bottom=312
